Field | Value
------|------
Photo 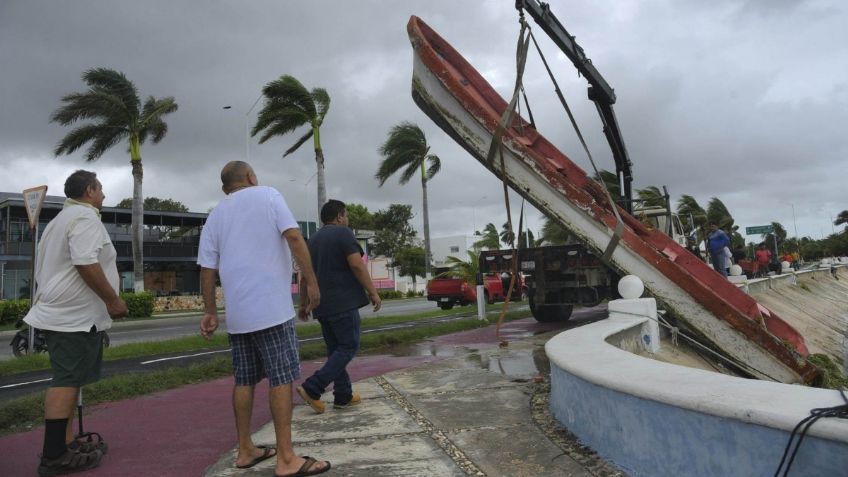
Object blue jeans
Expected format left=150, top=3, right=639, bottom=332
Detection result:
left=710, top=250, right=727, bottom=277
left=302, top=309, right=361, bottom=404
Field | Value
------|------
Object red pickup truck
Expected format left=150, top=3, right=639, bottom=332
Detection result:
left=425, top=273, right=525, bottom=310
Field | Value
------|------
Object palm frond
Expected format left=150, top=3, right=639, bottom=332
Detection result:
left=139, top=96, right=177, bottom=143
left=425, top=155, right=441, bottom=181
left=141, top=117, right=168, bottom=144
left=85, top=129, right=126, bottom=162
left=251, top=103, right=310, bottom=139
left=82, top=68, right=140, bottom=118
left=376, top=122, right=429, bottom=186
left=283, top=130, right=313, bottom=157
left=50, top=90, right=130, bottom=126
left=311, top=87, right=330, bottom=122
left=262, top=75, right=317, bottom=119
left=375, top=151, right=419, bottom=186
left=257, top=120, right=306, bottom=145
left=54, top=124, right=108, bottom=157
left=636, top=186, right=665, bottom=208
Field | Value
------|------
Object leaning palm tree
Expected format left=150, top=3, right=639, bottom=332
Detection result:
left=636, top=186, right=666, bottom=208
left=51, top=68, right=178, bottom=292
left=252, top=75, right=330, bottom=212
left=677, top=194, right=708, bottom=245
left=473, top=223, right=501, bottom=251
left=376, top=122, right=441, bottom=278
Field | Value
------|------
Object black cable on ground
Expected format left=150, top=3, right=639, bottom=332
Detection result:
left=774, top=389, right=848, bottom=476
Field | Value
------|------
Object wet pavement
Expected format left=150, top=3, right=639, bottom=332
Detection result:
left=0, top=306, right=618, bottom=477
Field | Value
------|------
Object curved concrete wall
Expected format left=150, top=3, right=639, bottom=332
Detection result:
left=546, top=314, right=848, bottom=477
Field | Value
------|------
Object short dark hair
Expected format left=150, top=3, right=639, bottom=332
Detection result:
left=320, top=199, right=346, bottom=224
left=220, top=161, right=251, bottom=191
left=64, top=170, right=99, bottom=199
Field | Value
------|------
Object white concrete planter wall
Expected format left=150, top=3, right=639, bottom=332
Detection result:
left=546, top=305, right=848, bottom=477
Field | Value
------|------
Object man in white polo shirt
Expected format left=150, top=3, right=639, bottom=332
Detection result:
left=198, top=161, right=330, bottom=477
left=24, top=170, right=128, bottom=476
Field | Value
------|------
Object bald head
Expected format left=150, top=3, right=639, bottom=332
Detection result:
left=220, top=161, right=257, bottom=194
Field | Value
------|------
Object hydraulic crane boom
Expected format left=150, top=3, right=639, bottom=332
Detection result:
left=516, top=0, right=634, bottom=213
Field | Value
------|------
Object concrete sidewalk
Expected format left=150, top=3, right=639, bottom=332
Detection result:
left=0, top=314, right=621, bottom=476
left=205, top=324, right=620, bottom=477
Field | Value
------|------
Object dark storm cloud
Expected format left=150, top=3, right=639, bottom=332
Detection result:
left=1, top=0, right=845, bottom=240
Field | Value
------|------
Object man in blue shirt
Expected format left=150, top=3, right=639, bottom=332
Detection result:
left=707, top=222, right=731, bottom=277
left=297, top=200, right=381, bottom=413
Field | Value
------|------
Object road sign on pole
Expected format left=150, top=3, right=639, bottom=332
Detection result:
left=745, top=225, right=773, bottom=235
left=23, top=185, right=48, bottom=229
left=23, top=185, right=47, bottom=355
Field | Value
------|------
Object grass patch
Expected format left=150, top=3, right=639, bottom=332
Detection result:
left=0, top=302, right=526, bottom=377
left=809, top=353, right=848, bottom=390
left=0, top=356, right=233, bottom=436
left=0, top=310, right=530, bottom=435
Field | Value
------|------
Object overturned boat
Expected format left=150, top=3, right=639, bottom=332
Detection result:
left=407, top=15, right=818, bottom=384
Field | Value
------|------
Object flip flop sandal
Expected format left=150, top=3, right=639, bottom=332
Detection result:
left=236, top=445, right=277, bottom=469
left=275, top=455, right=331, bottom=477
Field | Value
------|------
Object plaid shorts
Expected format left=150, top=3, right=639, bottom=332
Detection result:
left=228, top=320, right=300, bottom=387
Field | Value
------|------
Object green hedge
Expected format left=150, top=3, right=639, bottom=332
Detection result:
left=0, top=299, right=30, bottom=325
left=120, top=292, right=154, bottom=318
left=378, top=290, right=405, bottom=300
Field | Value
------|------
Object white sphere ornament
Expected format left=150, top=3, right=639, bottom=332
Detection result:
left=730, top=265, right=743, bottom=276
left=618, top=275, right=644, bottom=299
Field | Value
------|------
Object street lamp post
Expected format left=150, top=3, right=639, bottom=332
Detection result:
left=223, top=93, right=263, bottom=161
left=471, top=195, right=488, bottom=235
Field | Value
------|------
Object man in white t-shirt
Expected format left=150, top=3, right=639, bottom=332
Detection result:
left=197, top=161, right=329, bottom=476
left=24, top=170, right=127, bottom=476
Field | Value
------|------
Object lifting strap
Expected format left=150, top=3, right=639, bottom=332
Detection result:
left=486, top=16, right=531, bottom=346
left=526, top=28, right=625, bottom=264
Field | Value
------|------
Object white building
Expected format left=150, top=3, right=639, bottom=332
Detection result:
left=430, top=234, right=479, bottom=269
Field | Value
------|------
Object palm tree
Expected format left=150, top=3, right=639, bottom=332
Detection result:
left=677, top=194, right=707, bottom=244
left=440, top=250, right=480, bottom=285
left=376, top=122, right=441, bottom=278
left=51, top=68, right=178, bottom=292
left=540, top=217, right=571, bottom=245
left=499, top=222, right=515, bottom=247
left=835, top=210, right=848, bottom=228
left=591, top=169, right=621, bottom=203
left=473, top=223, right=500, bottom=250
left=636, top=186, right=666, bottom=208
left=252, top=75, right=330, bottom=212
left=706, top=197, right=735, bottom=231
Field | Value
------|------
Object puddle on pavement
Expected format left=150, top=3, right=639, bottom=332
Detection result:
left=383, top=340, right=550, bottom=379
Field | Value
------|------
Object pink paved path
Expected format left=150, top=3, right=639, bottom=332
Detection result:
left=0, top=354, right=441, bottom=477
left=0, top=318, right=561, bottom=476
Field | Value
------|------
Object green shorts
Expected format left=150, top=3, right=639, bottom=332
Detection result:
left=46, top=328, right=104, bottom=388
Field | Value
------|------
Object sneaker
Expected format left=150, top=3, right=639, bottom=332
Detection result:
left=296, top=386, right=326, bottom=414
left=38, top=447, right=103, bottom=477
left=333, top=392, right=362, bottom=410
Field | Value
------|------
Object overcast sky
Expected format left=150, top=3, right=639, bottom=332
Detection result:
left=1, top=0, right=845, bottom=242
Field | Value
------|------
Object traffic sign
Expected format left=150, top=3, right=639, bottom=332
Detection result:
left=745, top=225, right=773, bottom=235
left=22, top=185, right=48, bottom=229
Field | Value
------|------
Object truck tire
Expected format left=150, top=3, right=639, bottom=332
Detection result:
left=529, top=296, right=573, bottom=322
left=440, top=303, right=454, bottom=310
